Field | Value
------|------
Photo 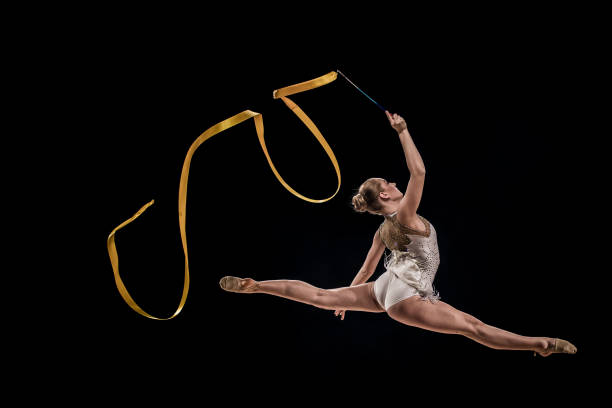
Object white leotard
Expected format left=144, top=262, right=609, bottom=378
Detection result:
left=373, top=211, right=441, bottom=311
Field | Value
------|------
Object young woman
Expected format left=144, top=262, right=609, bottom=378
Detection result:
left=219, top=110, right=577, bottom=357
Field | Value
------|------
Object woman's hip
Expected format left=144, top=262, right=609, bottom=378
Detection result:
left=374, top=271, right=421, bottom=312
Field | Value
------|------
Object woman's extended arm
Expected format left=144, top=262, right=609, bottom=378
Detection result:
left=386, top=111, right=426, bottom=174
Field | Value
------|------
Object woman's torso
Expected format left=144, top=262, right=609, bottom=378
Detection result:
left=378, top=212, right=441, bottom=288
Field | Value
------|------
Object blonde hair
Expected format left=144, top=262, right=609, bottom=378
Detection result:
left=351, top=178, right=385, bottom=215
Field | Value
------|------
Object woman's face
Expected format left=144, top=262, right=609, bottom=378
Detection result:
left=379, top=178, right=402, bottom=199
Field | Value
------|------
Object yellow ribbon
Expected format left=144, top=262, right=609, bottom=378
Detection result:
left=107, top=71, right=340, bottom=319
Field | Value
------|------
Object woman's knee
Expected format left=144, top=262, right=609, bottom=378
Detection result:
left=313, top=288, right=336, bottom=310
left=456, top=313, right=484, bottom=337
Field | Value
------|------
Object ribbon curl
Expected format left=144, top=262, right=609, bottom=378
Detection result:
left=107, top=71, right=339, bottom=319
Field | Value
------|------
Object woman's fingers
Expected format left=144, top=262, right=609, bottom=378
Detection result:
left=387, top=111, right=406, bottom=131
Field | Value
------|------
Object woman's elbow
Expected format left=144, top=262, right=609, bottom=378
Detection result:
left=411, top=167, right=426, bottom=176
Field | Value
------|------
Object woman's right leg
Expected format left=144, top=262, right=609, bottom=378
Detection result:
left=222, top=277, right=385, bottom=313
left=386, top=296, right=554, bottom=354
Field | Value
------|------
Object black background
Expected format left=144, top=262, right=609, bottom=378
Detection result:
left=31, top=8, right=603, bottom=403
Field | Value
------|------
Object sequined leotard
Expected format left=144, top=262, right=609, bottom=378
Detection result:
left=373, top=211, right=441, bottom=311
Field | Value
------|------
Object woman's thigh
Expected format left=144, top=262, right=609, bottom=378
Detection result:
left=386, top=296, right=480, bottom=335
left=324, top=282, right=386, bottom=313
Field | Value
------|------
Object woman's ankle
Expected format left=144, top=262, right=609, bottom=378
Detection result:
left=535, top=337, right=553, bottom=354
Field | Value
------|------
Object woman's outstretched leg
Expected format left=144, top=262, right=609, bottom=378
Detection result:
left=219, top=276, right=385, bottom=313
left=386, top=296, right=576, bottom=356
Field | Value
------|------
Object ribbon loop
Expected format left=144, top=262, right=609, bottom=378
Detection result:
left=108, top=71, right=340, bottom=319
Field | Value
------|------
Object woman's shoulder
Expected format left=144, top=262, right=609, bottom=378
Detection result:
left=394, top=212, right=430, bottom=236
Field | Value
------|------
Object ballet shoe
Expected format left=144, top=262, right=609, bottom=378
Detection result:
left=534, top=338, right=578, bottom=357
left=219, top=276, right=257, bottom=293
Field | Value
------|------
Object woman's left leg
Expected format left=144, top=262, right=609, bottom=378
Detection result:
left=224, top=277, right=385, bottom=313
left=386, top=296, right=550, bottom=353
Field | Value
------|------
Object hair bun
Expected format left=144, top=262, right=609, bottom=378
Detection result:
left=352, top=192, right=367, bottom=213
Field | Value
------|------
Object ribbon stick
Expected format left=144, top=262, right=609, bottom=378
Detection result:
left=107, top=71, right=341, bottom=319
left=336, top=69, right=387, bottom=112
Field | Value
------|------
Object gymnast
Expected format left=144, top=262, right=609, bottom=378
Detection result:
left=220, top=110, right=577, bottom=357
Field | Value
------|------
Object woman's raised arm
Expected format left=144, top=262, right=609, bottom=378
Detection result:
left=385, top=110, right=426, bottom=175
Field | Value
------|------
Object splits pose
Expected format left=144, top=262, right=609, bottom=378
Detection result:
left=220, top=110, right=577, bottom=357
